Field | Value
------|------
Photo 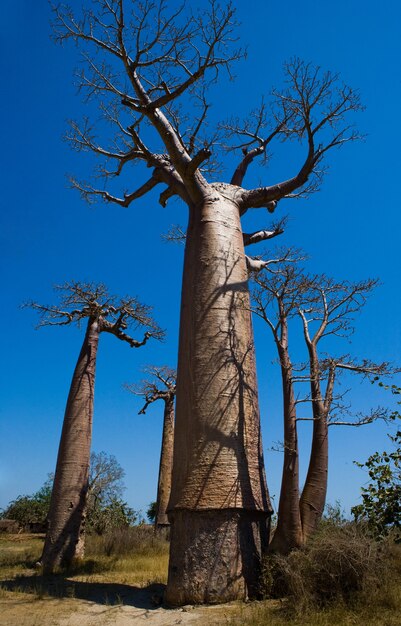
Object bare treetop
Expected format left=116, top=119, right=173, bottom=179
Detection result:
left=125, top=364, right=176, bottom=413
left=298, top=276, right=379, bottom=344
left=54, top=0, right=363, bottom=213
left=24, top=280, right=164, bottom=346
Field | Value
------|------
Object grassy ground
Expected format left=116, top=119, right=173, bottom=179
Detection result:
left=0, top=530, right=400, bottom=625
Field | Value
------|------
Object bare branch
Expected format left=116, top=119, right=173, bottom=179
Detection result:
left=237, top=58, right=363, bottom=211
left=243, top=216, right=288, bottom=247
left=125, top=365, right=176, bottom=414
left=161, top=224, right=187, bottom=244
left=70, top=174, right=161, bottom=207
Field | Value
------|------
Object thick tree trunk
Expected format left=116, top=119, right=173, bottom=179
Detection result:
left=299, top=349, right=329, bottom=541
left=269, top=346, right=303, bottom=553
left=41, top=317, right=99, bottom=572
left=155, top=398, right=175, bottom=529
left=165, top=185, right=271, bottom=606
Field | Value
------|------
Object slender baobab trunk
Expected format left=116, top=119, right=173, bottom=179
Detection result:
left=166, top=187, right=271, bottom=606
left=269, top=343, right=303, bottom=553
left=155, top=397, right=175, bottom=529
left=41, top=317, right=99, bottom=572
left=299, top=350, right=329, bottom=540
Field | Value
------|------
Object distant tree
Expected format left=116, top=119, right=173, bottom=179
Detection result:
left=51, top=0, right=363, bottom=604
left=88, top=451, right=125, bottom=507
left=147, top=501, right=157, bottom=523
left=86, top=451, right=131, bottom=533
left=25, top=282, right=162, bottom=572
left=126, top=366, right=176, bottom=529
left=1, top=452, right=134, bottom=535
left=252, top=258, right=392, bottom=553
left=1, top=475, right=53, bottom=528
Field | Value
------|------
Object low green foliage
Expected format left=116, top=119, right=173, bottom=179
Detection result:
left=352, top=429, right=401, bottom=541
left=352, top=382, right=401, bottom=541
left=86, top=498, right=139, bottom=535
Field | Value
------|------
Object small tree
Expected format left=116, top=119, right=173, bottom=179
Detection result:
left=126, top=366, right=176, bottom=529
left=26, top=281, right=162, bottom=572
left=88, top=451, right=125, bottom=507
left=252, top=259, right=392, bottom=552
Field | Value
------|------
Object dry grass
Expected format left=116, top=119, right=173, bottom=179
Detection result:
left=1, top=528, right=400, bottom=626
left=228, top=528, right=401, bottom=626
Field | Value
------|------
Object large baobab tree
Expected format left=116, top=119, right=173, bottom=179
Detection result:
left=126, top=366, right=176, bottom=529
left=52, top=0, right=362, bottom=603
left=253, top=261, right=391, bottom=553
left=26, top=282, right=162, bottom=573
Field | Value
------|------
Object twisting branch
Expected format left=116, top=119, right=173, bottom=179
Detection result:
left=125, top=365, right=176, bottom=414
left=236, top=58, right=363, bottom=212
left=70, top=174, right=162, bottom=207
left=243, top=216, right=288, bottom=247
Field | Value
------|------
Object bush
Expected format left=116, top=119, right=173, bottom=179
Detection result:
left=260, top=523, right=388, bottom=612
left=86, top=498, right=138, bottom=535
left=352, top=429, right=401, bottom=542
left=86, top=524, right=168, bottom=557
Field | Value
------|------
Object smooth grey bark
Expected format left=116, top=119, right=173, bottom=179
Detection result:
left=166, top=187, right=272, bottom=605
left=41, top=317, right=98, bottom=572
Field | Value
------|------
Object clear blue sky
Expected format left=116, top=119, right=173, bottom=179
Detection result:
left=1, top=0, right=400, bottom=518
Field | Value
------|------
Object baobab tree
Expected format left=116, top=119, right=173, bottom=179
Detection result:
left=52, top=0, right=362, bottom=603
left=26, top=282, right=162, bottom=572
left=126, top=366, right=176, bottom=529
left=252, top=261, right=392, bottom=553
left=252, top=256, right=307, bottom=553
left=297, top=275, right=391, bottom=542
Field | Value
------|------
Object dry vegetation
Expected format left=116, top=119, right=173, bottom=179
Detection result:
left=0, top=526, right=400, bottom=626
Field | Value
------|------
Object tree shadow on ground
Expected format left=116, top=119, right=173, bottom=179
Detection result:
left=1, top=574, right=166, bottom=609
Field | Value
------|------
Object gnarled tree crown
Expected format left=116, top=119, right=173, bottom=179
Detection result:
left=125, top=365, right=176, bottom=414
left=24, top=280, right=164, bottom=347
left=54, top=0, right=363, bottom=235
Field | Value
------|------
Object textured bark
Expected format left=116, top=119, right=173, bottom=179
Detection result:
left=41, top=318, right=99, bottom=572
left=166, top=185, right=271, bottom=605
left=269, top=343, right=303, bottom=553
left=300, top=348, right=329, bottom=540
left=155, top=398, right=175, bottom=528
left=166, top=509, right=269, bottom=605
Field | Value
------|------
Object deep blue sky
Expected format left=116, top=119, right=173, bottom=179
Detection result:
left=1, top=0, right=400, bottom=518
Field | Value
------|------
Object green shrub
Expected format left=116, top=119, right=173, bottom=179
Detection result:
left=352, top=429, right=401, bottom=542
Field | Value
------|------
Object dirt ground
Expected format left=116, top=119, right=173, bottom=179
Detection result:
left=0, top=578, right=243, bottom=626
